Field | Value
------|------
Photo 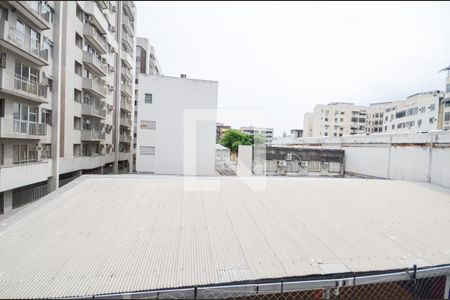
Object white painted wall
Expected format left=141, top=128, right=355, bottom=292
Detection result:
left=290, top=131, right=450, bottom=188
left=237, top=145, right=252, bottom=177
left=136, top=75, right=218, bottom=176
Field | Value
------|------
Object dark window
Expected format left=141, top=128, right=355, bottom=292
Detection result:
left=144, top=93, right=152, bottom=104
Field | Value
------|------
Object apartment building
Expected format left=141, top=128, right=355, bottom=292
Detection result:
left=303, top=112, right=313, bottom=137
left=306, top=102, right=367, bottom=137
left=0, top=1, right=136, bottom=216
left=216, top=122, right=230, bottom=142
left=239, top=126, right=274, bottom=145
left=136, top=74, right=218, bottom=176
left=365, top=102, right=392, bottom=134
left=380, top=90, right=443, bottom=133
left=441, top=67, right=450, bottom=130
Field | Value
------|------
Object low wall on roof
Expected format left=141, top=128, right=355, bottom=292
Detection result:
left=286, top=131, right=450, bottom=188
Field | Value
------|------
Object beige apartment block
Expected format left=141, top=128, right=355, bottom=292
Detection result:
left=0, top=1, right=136, bottom=215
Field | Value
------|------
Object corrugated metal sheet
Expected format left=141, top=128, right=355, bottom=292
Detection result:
left=0, top=176, right=449, bottom=299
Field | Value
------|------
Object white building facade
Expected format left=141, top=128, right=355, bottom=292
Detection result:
left=308, top=102, right=368, bottom=137
left=0, top=1, right=136, bottom=215
left=136, top=75, right=218, bottom=176
left=239, top=126, right=274, bottom=145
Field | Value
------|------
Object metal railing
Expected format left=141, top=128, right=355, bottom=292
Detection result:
left=81, top=129, right=106, bottom=140
left=120, top=99, right=133, bottom=111
left=23, top=1, right=51, bottom=22
left=122, top=14, right=135, bottom=33
left=6, top=22, right=48, bottom=60
left=84, top=23, right=108, bottom=52
left=1, top=118, right=48, bottom=136
left=83, top=77, right=107, bottom=97
left=121, top=82, right=133, bottom=96
left=121, top=66, right=132, bottom=80
left=119, top=134, right=132, bottom=142
left=83, top=51, right=107, bottom=75
left=82, top=102, right=106, bottom=118
left=1, top=70, right=48, bottom=99
left=120, top=117, right=132, bottom=127
left=12, top=182, right=49, bottom=209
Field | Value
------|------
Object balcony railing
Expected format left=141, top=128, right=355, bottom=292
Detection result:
left=121, top=66, right=132, bottom=81
left=122, top=30, right=134, bottom=50
left=0, top=70, right=48, bottom=102
left=120, top=117, right=132, bottom=127
left=0, top=117, right=47, bottom=137
left=120, top=99, right=133, bottom=111
left=121, top=82, right=133, bottom=96
left=81, top=129, right=106, bottom=141
left=83, top=23, right=108, bottom=55
left=119, top=134, right=132, bottom=142
left=5, top=22, right=48, bottom=61
left=82, top=102, right=106, bottom=118
left=23, top=1, right=51, bottom=23
left=83, top=51, right=107, bottom=76
left=82, top=77, right=107, bottom=98
left=122, top=14, right=135, bottom=34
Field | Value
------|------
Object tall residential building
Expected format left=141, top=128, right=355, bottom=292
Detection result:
left=0, top=1, right=136, bottom=216
left=381, top=90, right=443, bottom=133
left=440, top=66, right=450, bottom=130
left=239, top=126, right=274, bottom=145
left=365, top=102, right=392, bottom=134
left=136, top=74, right=218, bottom=175
left=308, top=102, right=368, bottom=137
left=303, top=112, right=313, bottom=137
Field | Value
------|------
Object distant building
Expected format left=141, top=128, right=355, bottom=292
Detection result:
left=240, top=126, right=274, bottom=145
left=216, top=122, right=231, bottom=142
left=440, top=66, right=450, bottom=130
left=215, top=144, right=230, bottom=162
left=271, top=129, right=303, bottom=145
left=136, top=75, right=218, bottom=175
left=306, top=102, right=368, bottom=137
left=382, top=90, right=444, bottom=133
left=366, top=102, right=393, bottom=134
left=303, top=112, right=314, bottom=137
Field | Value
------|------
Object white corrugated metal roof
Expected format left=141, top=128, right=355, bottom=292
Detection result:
left=0, top=176, right=449, bottom=299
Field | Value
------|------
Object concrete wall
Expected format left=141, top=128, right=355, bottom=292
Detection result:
left=136, top=75, right=218, bottom=176
left=288, top=131, right=450, bottom=188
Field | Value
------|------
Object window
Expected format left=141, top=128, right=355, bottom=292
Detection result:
left=396, top=111, right=406, bottom=119
left=43, top=37, right=54, bottom=59
left=82, top=118, right=91, bottom=130
left=0, top=98, right=4, bottom=117
left=140, top=146, right=155, bottom=156
left=74, top=89, right=81, bottom=102
left=144, top=93, right=152, bottom=104
left=358, top=118, right=365, bottom=123
left=445, top=102, right=450, bottom=108
left=140, top=120, right=156, bottom=129
left=74, top=61, right=82, bottom=76
left=307, top=161, right=321, bottom=172
left=418, top=119, right=422, bottom=127
left=74, top=117, right=81, bottom=130
left=328, top=162, right=341, bottom=173
left=76, top=4, right=83, bottom=21
left=445, top=112, right=450, bottom=122
left=430, top=104, right=435, bottom=111
left=0, top=52, right=5, bottom=68
left=73, top=144, right=81, bottom=156
left=0, top=5, right=8, bottom=21
left=351, top=117, right=358, bottom=122
left=0, top=143, right=3, bottom=165
left=75, top=33, right=83, bottom=49
left=13, top=144, right=37, bottom=164
left=429, top=117, right=434, bottom=124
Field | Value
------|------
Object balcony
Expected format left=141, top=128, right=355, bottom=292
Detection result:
left=120, top=117, right=132, bottom=127
left=0, top=20, right=48, bottom=66
left=122, top=14, right=134, bottom=36
left=82, top=77, right=107, bottom=98
left=0, top=160, right=51, bottom=192
left=123, top=1, right=136, bottom=19
left=119, top=134, right=132, bottom=143
left=0, top=69, right=48, bottom=103
left=97, top=1, right=110, bottom=10
left=120, top=99, right=133, bottom=112
left=122, top=50, right=134, bottom=69
left=84, top=1, right=108, bottom=34
left=121, top=83, right=133, bottom=97
left=83, top=51, right=107, bottom=77
left=9, top=1, right=50, bottom=30
left=122, top=30, right=134, bottom=51
left=83, top=23, right=108, bottom=55
left=0, top=117, right=48, bottom=139
left=121, top=66, right=133, bottom=82
left=81, top=129, right=106, bottom=142
left=82, top=102, right=106, bottom=119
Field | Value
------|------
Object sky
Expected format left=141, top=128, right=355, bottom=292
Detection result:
left=136, top=1, right=450, bottom=136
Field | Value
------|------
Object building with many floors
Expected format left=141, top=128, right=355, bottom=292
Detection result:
left=239, top=126, right=274, bottom=145
left=216, top=122, right=230, bottom=142
left=305, top=102, right=367, bottom=138
left=0, top=1, right=136, bottom=216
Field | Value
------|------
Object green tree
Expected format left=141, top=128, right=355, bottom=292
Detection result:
left=219, top=129, right=259, bottom=153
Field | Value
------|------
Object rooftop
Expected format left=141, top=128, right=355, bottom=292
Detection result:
left=0, top=176, right=449, bottom=298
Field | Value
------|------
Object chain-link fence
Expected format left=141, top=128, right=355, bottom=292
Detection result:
left=94, top=265, right=450, bottom=300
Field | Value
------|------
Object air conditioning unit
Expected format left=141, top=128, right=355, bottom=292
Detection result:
left=109, top=86, right=114, bottom=92
left=301, top=161, right=308, bottom=167
left=110, top=66, right=115, bottom=72
left=111, top=5, right=117, bottom=12
left=278, top=160, right=287, bottom=167
left=286, top=153, right=293, bottom=161
left=111, top=26, right=116, bottom=33
left=36, top=146, right=42, bottom=151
